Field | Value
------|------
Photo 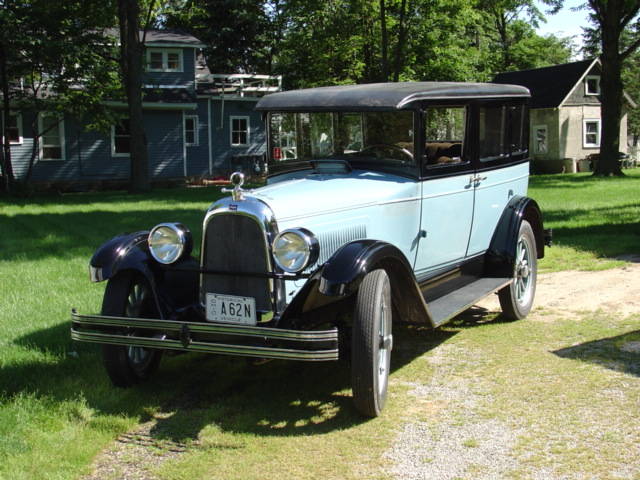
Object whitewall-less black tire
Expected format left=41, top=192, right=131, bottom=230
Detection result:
left=351, top=269, right=393, bottom=417
left=498, top=220, right=537, bottom=320
left=101, top=272, right=163, bottom=387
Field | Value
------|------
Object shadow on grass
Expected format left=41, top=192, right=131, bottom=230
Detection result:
left=547, top=222, right=640, bottom=259
left=5, top=321, right=454, bottom=442
left=552, top=330, right=640, bottom=377
left=0, top=208, right=207, bottom=262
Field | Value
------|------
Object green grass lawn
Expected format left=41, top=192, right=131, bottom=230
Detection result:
left=0, top=170, right=639, bottom=479
left=529, top=169, right=640, bottom=271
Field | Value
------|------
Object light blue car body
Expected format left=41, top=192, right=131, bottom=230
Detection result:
left=252, top=161, right=529, bottom=301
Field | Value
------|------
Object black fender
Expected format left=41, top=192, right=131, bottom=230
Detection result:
left=486, top=195, right=545, bottom=278
left=281, top=240, right=433, bottom=326
left=89, top=232, right=199, bottom=318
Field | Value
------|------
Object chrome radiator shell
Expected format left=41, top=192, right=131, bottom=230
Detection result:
left=200, top=196, right=285, bottom=313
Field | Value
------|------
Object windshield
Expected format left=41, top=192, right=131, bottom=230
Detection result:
left=267, top=111, right=417, bottom=176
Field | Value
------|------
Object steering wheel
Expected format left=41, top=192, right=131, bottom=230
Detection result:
left=359, top=144, right=413, bottom=162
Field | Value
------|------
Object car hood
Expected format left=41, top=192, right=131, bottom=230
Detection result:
left=249, top=170, right=418, bottom=223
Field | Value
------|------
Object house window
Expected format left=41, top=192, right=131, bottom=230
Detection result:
left=533, top=125, right=548, bottom=154
left=230, top=116, right=249, bottom=146
left=39, top=114, right=65, bottom=161
left=583, top=119, right=600, bottom=148
left=111, top=119, right=131, bottom=157
left=146, top=49, right=183, bottom=72
left=2, top=112, right=22, bottom=144
left=585, top=75, right=600, bottom=95
left=184, top=115, right=198, bottom=146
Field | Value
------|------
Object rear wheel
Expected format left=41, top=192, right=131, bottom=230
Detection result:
left=351, top=269, right=393, bottom=417
left=101, top=272, right=162, bottom=387
left=499, top=220, right=537, bottom=320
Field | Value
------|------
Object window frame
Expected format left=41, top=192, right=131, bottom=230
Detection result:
left=111, top=118, right=131, bottom=158
left=532, top=125, right=548, bottom=154
left=585, top=75, right=601, bottom=96
left=2, top=112, right=23, bottom=145
left=38, top=113, right=66, bottom=161
left=145, top=48, right=184, bottom=73
left=583, top=119, right=601, bottom=148
left=230, top=115, right=250, bottom=147
left=184, top=115, right=199, bottom=147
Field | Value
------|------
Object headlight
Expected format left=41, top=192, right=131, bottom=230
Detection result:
left=272, top=228, right=319, bottom=273
left=148, top=223, right=192, bottom=264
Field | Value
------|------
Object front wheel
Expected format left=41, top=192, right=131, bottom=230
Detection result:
left=101, top=272, right=163, bottom=387
left=351, top=269, right=393, bottom=417
left=498, top=220, right=537, bottom=320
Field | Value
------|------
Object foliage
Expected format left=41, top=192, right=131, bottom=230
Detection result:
left=163, top=0, right=271, bottom=74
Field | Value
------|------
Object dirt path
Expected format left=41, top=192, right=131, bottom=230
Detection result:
left=478, top=262, right=640, bottom=319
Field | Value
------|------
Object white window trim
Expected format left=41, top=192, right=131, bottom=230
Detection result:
left=38, top=113, right=66, bottom=161
left=533, top=124, right=548, bottom=154
left=111, top=122, right=131, bottom=158
left=585, top=75, right=600, bottom=96
left=583, top=119, right=601, bottom=148
left=146, top=48, right=184, bottom=73
left=2, top=112, right=23, bottom=145
left=230, top=115, right=250, bottom=147
left=184, top=115, right=199, bottom=147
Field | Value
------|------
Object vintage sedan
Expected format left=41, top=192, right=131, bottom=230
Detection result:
left=72, top=82, right=550, bottom=417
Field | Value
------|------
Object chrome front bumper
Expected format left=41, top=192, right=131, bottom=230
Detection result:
left=70, top=311, right=339, bottom=361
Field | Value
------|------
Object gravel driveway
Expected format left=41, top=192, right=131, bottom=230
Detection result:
left=385, top=262, right=640, bottom=480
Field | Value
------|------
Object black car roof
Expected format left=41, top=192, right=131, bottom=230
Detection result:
left=255, top=82, right=530, bottom=111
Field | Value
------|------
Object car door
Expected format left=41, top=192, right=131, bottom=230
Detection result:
left=467, top=103, right=530, bottom=256
left=413, top=105, right=475, bottom=277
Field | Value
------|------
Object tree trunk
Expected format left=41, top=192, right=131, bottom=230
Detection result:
left=118, top=0, right=150, bottom=192
left=392, top=0, right=408, bottom=82
left=593, top=0, right=623, bottom=176
left=380, top=0, right=388, bottom=81
left=0, top=42, right=14, bottom=192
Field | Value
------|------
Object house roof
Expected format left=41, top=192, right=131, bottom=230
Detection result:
left=255, top=82, right=530, bottom=112
left=104, top=28, right=205, bottom=48
left=493, top=60, right=596, bottom=109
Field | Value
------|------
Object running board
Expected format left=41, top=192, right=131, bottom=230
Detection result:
left=426, top=277, right=512, bottom=327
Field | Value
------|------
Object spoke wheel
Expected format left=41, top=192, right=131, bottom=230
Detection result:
left=351, top=269, right=393, bottom=417
left=102, top=272, right=162, bottom=387
left=498, top=220, right=537, bottom=320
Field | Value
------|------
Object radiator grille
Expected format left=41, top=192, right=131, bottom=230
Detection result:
left=202, top=214, right=272, bottom=311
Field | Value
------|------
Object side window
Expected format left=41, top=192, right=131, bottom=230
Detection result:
left=479, top=105, right=507, bottom=161
left=507, top=105, right=527, bottom=155
left=424, top=106, right=466, bottom=167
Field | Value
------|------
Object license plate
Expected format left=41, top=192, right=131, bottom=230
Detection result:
left=206, top=293, right=256, bottom=325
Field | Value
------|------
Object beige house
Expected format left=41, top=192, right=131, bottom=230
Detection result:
left=494, top=59, right=636, bottom=173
